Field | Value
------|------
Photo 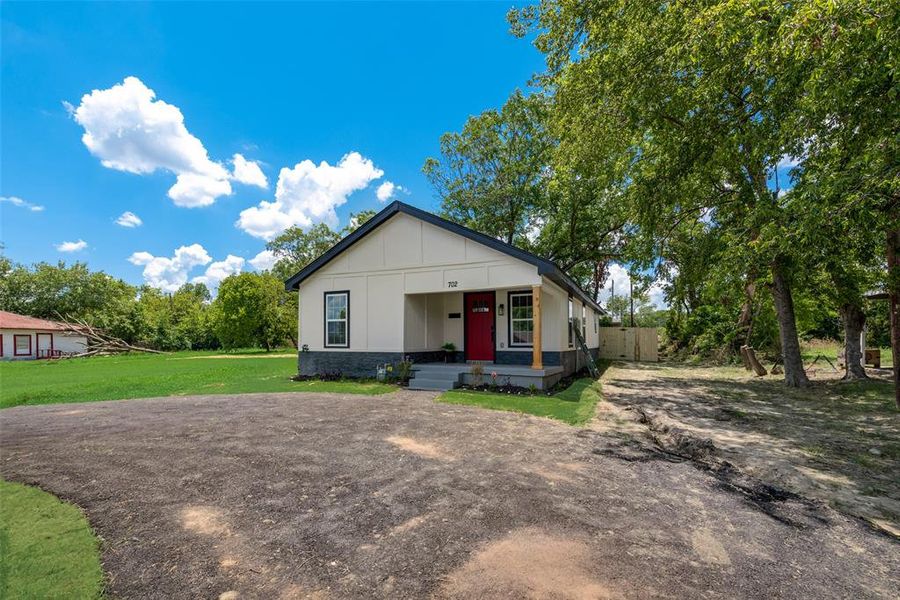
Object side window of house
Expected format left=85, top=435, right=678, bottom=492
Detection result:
left=509, top=292, right=534, bottom=346
left=568, top=297, right=574, bottom=346
left=324, top=292, right=349, bottom=347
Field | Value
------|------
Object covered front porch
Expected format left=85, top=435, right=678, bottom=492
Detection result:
left=402, top=283, right=556, bottom=371
left=408, top=361, right=565, bottom=391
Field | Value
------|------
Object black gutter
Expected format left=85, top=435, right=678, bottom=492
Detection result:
left=284, top=200, right=605, bottom=314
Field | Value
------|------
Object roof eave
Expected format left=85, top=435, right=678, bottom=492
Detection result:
left=283, top=201, right=605, bottom=314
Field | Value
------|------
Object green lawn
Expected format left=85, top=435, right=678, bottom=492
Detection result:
left=439, top=378, right=602, bottom=425
left=0, top=350, right=396, bottom=408
left=0, top=479, right=104, bottom=599
left=801, top=340, right=892, bottom=368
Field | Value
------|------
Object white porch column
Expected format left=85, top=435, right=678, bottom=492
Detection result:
left=532, top=284, right=543, bottom=369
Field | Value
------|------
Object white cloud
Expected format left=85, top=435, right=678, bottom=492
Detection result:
left=598, top=263, right=631, bottom=305
left=524, top=217, right=544, bottom=243
left=55, top=239, right=88, bottom=253
left=231, top=154, right=268, bottom=188
left=115, top=211, right=143, bottom=228
left=192, top=254, right=244, bottom=289
left=598, top=263, right=670, bottom=310
left=777, top=155, right=800, bottom=169
left=646, top=281, right=668, bottom=310
left=128, top=243, right=212, bottom=292
left=1, top=195, right=44, bottom=212
left=376, top=180, right=405, bottom=202
left=249, top=249, right=277, bottom=271
left=71, top=76, right=238, bottom=207
left=236, top=151, right=384, bottom=240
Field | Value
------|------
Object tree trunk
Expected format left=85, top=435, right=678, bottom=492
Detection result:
left=741, top=345, right=767, bottom=376
left=839, top=301, right=868, bottom=380
left=770, top=262, right=810, bottom=387
left=735, top=279, right=756, bottom=352
left=888, top=227, right=900, bottom=409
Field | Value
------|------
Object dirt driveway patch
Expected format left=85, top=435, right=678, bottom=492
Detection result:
left=1, top=390, right=897, bottom=598
left=598, top=362, right=900, bottom=534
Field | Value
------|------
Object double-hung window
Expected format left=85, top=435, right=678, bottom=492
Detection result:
left=509, top=292, right=534, bottom=346
left=324, top=291, right=349, bottom=347
left=568, top=297, right=574, bottom=347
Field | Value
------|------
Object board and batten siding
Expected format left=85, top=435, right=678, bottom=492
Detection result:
left=298, top=212, right=549, bottom=354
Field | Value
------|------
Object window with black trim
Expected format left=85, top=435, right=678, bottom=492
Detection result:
left=568, top=297, right=574, bottom=347
left=324, top=292, right=349, bottom=347
left=509, top=292, right=534, bottom=346
left=582, top=305, right=587, bottom=339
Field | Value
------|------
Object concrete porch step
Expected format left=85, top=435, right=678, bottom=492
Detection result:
left=407, top=377, right=459, bottom=391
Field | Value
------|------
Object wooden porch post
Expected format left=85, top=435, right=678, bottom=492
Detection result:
left=532, top=284, right=543, bottom=369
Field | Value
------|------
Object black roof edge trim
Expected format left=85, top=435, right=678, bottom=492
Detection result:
left=284, top=200, right=605, bottom=314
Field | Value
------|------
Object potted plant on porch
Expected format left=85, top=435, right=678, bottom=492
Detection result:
left=441, top=342, right=457, bottom=363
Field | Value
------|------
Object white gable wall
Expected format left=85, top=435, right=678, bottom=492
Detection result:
left=299, top=213, right=543, bottom=353
left=297, top=212, right=601, bottom=355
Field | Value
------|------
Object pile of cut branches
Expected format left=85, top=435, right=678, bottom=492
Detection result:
left=54, top=314, right=164, bottom=358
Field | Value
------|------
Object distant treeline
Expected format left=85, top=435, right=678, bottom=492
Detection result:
left=0, top=257, right=294, bottom=351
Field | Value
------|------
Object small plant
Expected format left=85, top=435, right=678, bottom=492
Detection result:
left=471, top=363, right=484, bottom=386
left=441, top=342, right=457, bottom=363
left=396, top=360, right=413, bottom=384
left=489, top=371, right=498, bottom=391
left=528, top=383, right=538, bottom=395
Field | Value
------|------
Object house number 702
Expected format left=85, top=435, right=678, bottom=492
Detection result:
left=447, top=281, right=458, bottom=288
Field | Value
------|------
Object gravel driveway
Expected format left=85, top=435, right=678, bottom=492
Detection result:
left=1, top=390, right=897, bottom=599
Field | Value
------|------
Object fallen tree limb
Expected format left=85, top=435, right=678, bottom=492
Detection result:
left=741, top=345, right=767, bottom=376
left=54, top=313, right=165, bottom=357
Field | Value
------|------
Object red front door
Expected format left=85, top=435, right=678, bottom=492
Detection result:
left=465, top=292, right=495, bottom=361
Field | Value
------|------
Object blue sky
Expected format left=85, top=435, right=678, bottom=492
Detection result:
left=1, top=2, right=543, bottom=291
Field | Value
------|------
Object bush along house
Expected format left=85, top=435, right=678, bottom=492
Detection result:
left=285, top=201, right=604, bottom=390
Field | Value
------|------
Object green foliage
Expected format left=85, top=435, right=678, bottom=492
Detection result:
left=213, top=272, right=293, bottom=350
left=500, top=0, right=895, bottom=375
left=395, top=360, right=413, bottom=383
left=0, top=479, right=104, bottom=599
left=0, top=258, right=139, bottom=339
left=266, top=223, right=341, bottom=280
left=424, top=90, right=552, bottom=245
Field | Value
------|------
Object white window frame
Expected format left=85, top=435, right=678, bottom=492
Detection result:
left=324, top=291, right=349, bottom=348
left=508, top=291, right=534, bottom=347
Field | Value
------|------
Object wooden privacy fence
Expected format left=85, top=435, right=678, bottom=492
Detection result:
left=598, top=327, right=659, bottom=362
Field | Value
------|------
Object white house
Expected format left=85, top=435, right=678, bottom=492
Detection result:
left=0, top=311, right=88, bottom=360
left=285, top=201, right=603, bottom=390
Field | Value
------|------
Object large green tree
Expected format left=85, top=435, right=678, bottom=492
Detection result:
left=772, top=0, right=898, bottom=400
left=213, top=272, right=293, bottom=350
left=424, top=90, right=553, bottom=245
left=511, top=0, right=823, bottom=385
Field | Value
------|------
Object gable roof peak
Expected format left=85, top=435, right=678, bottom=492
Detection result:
left=284, top=201, right=604, bottom=313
